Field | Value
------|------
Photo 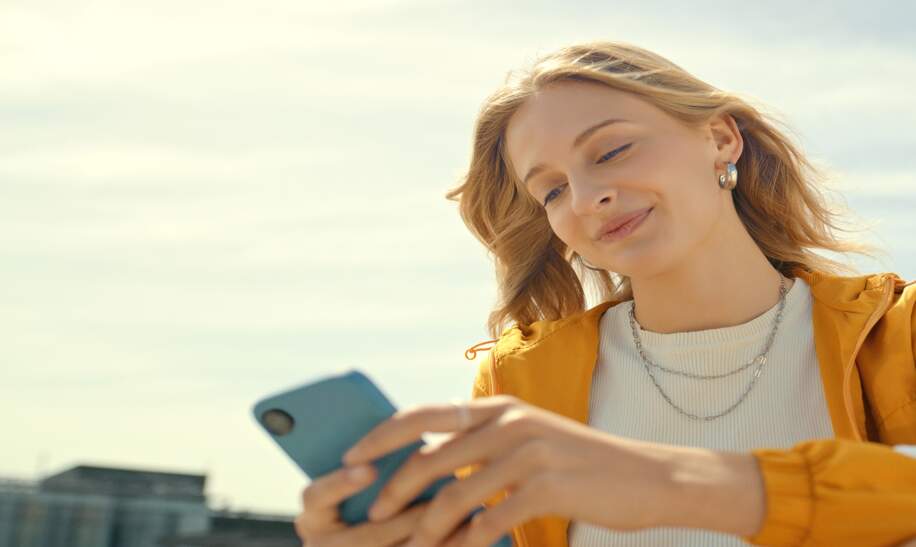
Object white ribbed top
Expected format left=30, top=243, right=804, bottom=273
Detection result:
left=568, top=277, right=835, bottom=546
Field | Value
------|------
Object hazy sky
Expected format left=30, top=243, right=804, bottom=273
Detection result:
left=2, top=0, right=914, bottom=516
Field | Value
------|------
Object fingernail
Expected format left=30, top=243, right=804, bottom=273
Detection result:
left=348, top=465, right=371, bottom=481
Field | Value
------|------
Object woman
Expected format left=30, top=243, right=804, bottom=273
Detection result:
left=295, top=41, right=916, bottom=547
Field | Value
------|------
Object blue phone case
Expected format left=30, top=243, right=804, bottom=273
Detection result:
left=252, top=368, right=513, bottom=547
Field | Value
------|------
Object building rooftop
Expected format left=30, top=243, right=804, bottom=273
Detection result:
left=40, top=464, right=207, bottom=502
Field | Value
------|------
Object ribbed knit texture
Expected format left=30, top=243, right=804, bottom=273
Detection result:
left=568, top=277, right=835, bottom=546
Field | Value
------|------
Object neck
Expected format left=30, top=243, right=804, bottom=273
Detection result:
left=629, top=217, right=793, bottom=334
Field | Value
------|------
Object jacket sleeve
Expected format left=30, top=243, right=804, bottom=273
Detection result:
left=740, top=438, right=916, bottom=546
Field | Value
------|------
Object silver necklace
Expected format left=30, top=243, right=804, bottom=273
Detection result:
left=627, top=276, right=788, bottom=421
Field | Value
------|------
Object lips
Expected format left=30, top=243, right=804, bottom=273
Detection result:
left=595, top=207, right=653, bottom=241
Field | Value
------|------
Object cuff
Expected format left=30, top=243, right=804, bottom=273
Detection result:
left=741, top=447, right=815, bottom=546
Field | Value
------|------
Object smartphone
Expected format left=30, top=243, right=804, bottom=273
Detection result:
left=251, top=368, right=513, bottom=547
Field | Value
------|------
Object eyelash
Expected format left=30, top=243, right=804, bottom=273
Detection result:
left=542, top=143, right=633, bottom=206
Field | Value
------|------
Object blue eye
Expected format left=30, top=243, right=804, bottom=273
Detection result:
left=598, top=143, right=632, bottom=163
left=542, top=143, right=632, bottom=206
left=543, top=186, right=563, bottom=205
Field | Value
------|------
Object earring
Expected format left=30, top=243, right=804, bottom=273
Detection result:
left=718, top=162, right=738, bottom=190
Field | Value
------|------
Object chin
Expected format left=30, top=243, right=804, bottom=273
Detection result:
left=604, top=241, right=678, bottom=281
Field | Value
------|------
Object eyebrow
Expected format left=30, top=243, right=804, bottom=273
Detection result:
left=522, top=117, right=630, bottom=186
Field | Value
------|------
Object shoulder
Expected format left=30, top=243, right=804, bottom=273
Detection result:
left=891, top=274, right=916, bottom=305
left=795, top=269, right=913, bottom=310
left=882, top=273, right=916, bottom=333
left=466, top=299, right=624, bottom=397
left=490, top=299, right=621, bottom=360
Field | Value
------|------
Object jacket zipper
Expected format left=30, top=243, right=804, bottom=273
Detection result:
left=464, top=339, right=528, bottom=544
left=485, top=349, right=528, bottom=546
left=513, top=520, right=529, bottom=547
left=843, top=276, right=895, bottom=441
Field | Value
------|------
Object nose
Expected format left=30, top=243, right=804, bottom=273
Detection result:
left=569, top=175, right=617, bottom=216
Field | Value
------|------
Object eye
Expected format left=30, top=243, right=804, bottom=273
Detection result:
left=542, top=143, right=633, bottom=206
left=543, top=185, right=564, bottom=206
left=597, top=142, right=632, bottom=164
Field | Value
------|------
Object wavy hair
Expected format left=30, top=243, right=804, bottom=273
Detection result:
left=444, top=40, right=874, bottom=339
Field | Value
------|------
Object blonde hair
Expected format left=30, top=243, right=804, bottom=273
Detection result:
left=444, top=40, right=874, bottom=339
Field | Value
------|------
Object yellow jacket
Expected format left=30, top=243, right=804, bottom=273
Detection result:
left=454, top=269, right=916, bottom=546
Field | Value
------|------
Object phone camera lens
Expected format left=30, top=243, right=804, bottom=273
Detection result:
left=261, top=409, right=295, bottom=436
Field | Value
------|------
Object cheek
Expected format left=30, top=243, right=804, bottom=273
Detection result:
left=653, top=159, right=721, bottom=234
left=660, top=186, right=725, bottom=255
left=547, top=210, right=589, bottom=250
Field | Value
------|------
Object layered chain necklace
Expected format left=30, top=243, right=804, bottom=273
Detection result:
left=626, top=276, right=788, bottom=421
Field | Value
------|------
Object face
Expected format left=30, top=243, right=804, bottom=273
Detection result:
left=504, top=80, right=743, bottom=280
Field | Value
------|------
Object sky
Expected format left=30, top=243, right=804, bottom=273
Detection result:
left=2, top=0, right=914, bottom=517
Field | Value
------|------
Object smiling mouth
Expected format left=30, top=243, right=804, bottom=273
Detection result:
left=597, top=207, right=653, bottom=242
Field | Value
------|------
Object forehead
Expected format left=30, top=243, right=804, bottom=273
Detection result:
left=504, top=81, right=663, bottom=179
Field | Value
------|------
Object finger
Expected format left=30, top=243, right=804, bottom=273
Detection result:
left=449, top=481, right=543, bottom=547
left=437, top=518, right=474, bottom=547
left=410, top=440, right=544, bottom=547
left=343, top=396, right=513, bottom=466
left=432, top=511, right=514, bottom=547
left=297, top=465, right=378, bottom=535
left=332, top=500, right=430, bottom=547
left=366, top=415, right=507, bottom=521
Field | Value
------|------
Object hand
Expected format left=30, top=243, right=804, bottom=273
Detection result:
left=294, top=463, right=434, bottom=546
left=341, top=395, right=676, bottom=547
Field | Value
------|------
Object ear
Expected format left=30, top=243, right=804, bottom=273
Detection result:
left=707, top=112, right=743, bottom=170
